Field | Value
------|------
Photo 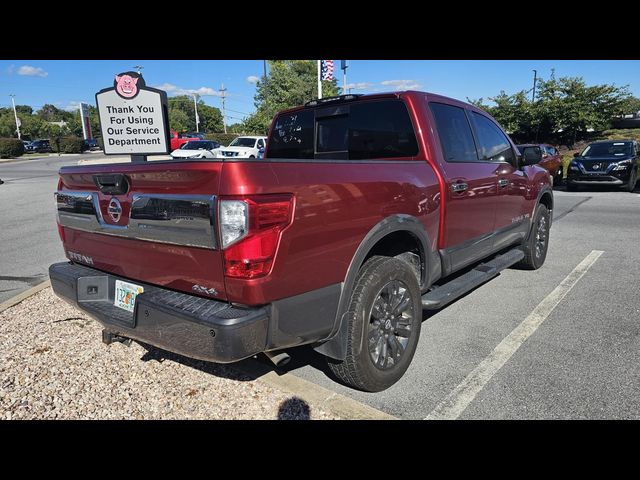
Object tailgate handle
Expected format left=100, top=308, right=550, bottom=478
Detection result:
left=93, top=174, right=129, bottom=195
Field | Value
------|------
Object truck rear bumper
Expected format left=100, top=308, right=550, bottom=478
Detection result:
left=49, top=262, right=269, bottom=363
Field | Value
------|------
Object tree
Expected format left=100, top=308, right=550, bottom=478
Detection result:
left=37, top=104, right=71, bottom=122
left=618, top=96, right=640, bottom=115
left=243, top=60, right=341, bottom=134
left=478, top=75, right=632, bottom=145
left=168, top=96, right=223, bottom=133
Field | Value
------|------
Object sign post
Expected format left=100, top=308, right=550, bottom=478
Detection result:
left=95, top=71, right=170, bottom=162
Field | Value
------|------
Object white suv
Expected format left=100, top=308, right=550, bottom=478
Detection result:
left=218, top=136, right=267, bottom=158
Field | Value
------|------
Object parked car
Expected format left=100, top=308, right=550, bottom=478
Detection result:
left=170, top=140, right=221, bottom=159
left=50, top=91, right=553, bottom=392
left=566, top=140, right=639, bottom=192
left=27, top=139, right=52, bottom=153
left=82, top=139, right=100, bottom=151
left=516, top=144, right=563, bottom=185
left=182, top=132, right=206, bottom=140
left=218, top=136, right=267, bottom=158
left=169, top=130, right=198, bottom=151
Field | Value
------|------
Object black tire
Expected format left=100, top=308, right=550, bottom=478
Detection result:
left=249, top=155, right=255, bottom=158
left=517, top=204, right=550, bottom=270
left=566, top=181, right=578, bottom=192
left=327, top=256, right=422, bottom=392
left=625, top=168, right=637, bottom=193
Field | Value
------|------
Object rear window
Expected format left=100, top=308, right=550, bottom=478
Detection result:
left=267, top=99, right=418, bottom=160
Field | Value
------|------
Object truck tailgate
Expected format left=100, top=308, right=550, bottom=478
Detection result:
left=56, top=161, right=227, bottom=300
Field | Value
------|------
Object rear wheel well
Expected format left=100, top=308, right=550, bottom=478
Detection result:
left=362, top=231, right=423, bottom=286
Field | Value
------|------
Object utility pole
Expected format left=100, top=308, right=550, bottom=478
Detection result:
left=341, top=60, right=349, bottom=94
left=532, top=69, right=538, bottom=103
left=219, top=83, right=227, bottom=134
left=317, top=60, right=323, bottom=99
left=192, top=94, right=200, bottom=132
left=9, top=95, right=21, bottom=140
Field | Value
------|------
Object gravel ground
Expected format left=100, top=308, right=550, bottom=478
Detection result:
left=0, top=288, right=339, bottom=420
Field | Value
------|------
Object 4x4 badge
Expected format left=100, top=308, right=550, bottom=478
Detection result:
left=108, top=197, right=122, bottom=222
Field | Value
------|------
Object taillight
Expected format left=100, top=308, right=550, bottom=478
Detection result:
left=219, top=194, right=293, bottom=279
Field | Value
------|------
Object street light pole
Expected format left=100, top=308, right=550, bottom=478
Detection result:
left=9, top=95, right=21, bottom=140
left=532, top=70, right=538, bottom=103
left=219, top=84, right=227, bottom=134
left=341, top=60, right=349, bottom=94
left=192, top=94, right=200, bottom=133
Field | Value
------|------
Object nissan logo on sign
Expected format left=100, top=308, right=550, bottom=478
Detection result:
left=108, top=197, right=122, bottom=222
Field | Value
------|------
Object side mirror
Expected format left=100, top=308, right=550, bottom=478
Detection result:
left=573, top=152, right=580, bottom=158
left=521, top=147, right=543, bottom=166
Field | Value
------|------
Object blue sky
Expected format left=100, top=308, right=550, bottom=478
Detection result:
left=1, top=60, right=639, bottom=122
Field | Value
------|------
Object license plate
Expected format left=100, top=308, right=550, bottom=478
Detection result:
left=114, top=280, right=144, bottom=313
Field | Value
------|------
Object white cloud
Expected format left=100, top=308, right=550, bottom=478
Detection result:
left=153, top=82, right=220, bottom=97
left=17, top=65, right=48, bottom=77
left=380, top=79, right=421, bottom=90
left=345, top=82, right=374, bottom=91
left=7, top=64, right=15, bottom=74
left=246, top=75, right=260, bottom=84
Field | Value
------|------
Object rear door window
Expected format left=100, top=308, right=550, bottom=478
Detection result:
left=429, top=102, right=479, bottom=163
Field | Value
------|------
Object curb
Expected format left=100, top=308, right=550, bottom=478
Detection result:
left=0, top=280, right=51, bottom=313
left=0, top=281, right=396, bottom=420
left=235, top=360, right=397, bottom=420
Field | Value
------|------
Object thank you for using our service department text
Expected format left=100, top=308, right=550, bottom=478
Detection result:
left=95, top=71, right=170, bottom=156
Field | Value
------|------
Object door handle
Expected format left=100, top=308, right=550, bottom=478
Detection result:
left=451, top=182, right=468, bottom=193
left=498, top=179, right=510, bottom=188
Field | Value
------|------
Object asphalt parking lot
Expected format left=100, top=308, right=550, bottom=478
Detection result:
left=255, top=187, right=640, bottom=419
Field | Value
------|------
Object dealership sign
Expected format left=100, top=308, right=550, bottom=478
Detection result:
left=96, top=72, right=170, bottom=156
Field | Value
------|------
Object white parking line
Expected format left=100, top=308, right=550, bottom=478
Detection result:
left=425, top=250, right=604, bottom=420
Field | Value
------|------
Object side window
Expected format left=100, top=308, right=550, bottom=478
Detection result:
left=471, top=112, right=515, bottom=164
left=429, top=102, right=478, bottom=162
left=315, top=100, right=419, bottom=159
left=348, top=100, right=418, bottom=159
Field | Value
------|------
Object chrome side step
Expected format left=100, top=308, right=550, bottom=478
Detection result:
left=421, top=248, right=525, bottom=310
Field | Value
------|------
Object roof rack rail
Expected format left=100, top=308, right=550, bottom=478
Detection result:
left=304, top=94, right=363, bottom=107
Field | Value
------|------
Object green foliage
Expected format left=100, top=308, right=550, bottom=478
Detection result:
left=618, top=97, right=640, bottom=115
left=203, top=133, right=239, bottom=146
left=481, top=75, right=632, bottom=146
left=168, top=96, right=224, bottom=133
left=601, top=128, right=640, bottom=142
left=0, top=138, right=25, bottom=158
left=57, top=136, right=84, bottom=154
left=242, top=60, right=341, bottom=134
left=37, top=104, right=74, bottom=122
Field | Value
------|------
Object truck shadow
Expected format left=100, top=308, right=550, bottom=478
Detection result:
left=136, top=341, right=264, bottom=382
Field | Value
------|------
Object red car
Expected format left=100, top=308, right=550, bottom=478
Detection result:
left=50, top=91, right=553, bottom=391
left=169, top=130, right=197, bottom=151
left=517, top=144, right=564, bottom=184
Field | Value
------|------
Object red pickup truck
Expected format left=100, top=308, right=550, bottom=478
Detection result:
left=50, top=92, right=553, bottom=392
